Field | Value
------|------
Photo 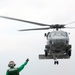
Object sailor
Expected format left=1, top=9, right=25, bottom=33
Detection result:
left=6, top=58, right=29, bottom=75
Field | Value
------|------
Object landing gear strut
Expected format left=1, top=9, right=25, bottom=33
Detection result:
left=53, top=55, right=59, bottom=65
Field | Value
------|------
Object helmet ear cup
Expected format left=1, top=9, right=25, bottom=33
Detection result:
left=8, top=64, right=16, bottom=67
left=14, top=64, right=16, bottom=66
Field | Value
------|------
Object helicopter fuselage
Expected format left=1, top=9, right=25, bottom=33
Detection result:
left=46, top=31, right=69, bottom=52
left=39, top=30, right=71, bottom=64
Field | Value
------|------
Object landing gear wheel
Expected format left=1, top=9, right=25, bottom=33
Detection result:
left=45, top=50, right=48, bottom=56
left=66, top=49, right=71, bottom=57
left=54, top=61, right=56, bottom=65
left=57, top=61, right=59, bottom=65
left=54, top=61, right=59, bottom=65
left=68, top=51, right=71, bottom=56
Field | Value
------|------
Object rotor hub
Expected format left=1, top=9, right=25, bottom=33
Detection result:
left=50, top=24, right=65, bottom=30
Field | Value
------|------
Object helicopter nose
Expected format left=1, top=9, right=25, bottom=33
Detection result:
left=52, top=38, right=66, bottom=45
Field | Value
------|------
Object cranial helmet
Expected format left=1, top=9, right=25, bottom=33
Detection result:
left=8, top=61, right=16, bottom=67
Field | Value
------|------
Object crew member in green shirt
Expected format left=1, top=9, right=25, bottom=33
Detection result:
left=6, top=58, right=29, bottom=75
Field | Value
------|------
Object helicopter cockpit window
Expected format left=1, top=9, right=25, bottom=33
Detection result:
left=61, top=32, right=67, bottom=37
left=50, top=33, right=56, bottom=37
left=50, top=31, right=67, bottom=37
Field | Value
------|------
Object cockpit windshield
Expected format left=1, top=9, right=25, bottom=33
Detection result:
left=50, top=31, right=67, bottom=37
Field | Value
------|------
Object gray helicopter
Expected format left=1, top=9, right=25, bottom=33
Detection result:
left=0, top=16, right=75, bottom=65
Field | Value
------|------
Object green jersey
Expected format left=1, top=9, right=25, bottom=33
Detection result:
left=6, top=62, right=28, bottom=75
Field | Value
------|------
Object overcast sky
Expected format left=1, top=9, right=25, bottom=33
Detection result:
left=0, top=0, right=75, bottom=75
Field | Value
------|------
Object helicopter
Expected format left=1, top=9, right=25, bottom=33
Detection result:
left=0, top=16, right=75, bottom=65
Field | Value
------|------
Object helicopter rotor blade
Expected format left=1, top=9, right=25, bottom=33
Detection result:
left=1, top=16, right=75, bottom=30
left=18, top=27, right=50, bottom=31
left=65, top=27, right=75, bottom=28
left=65, top=21, right=75, bottom=25
left=0, top=16, right=50, bottom=26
